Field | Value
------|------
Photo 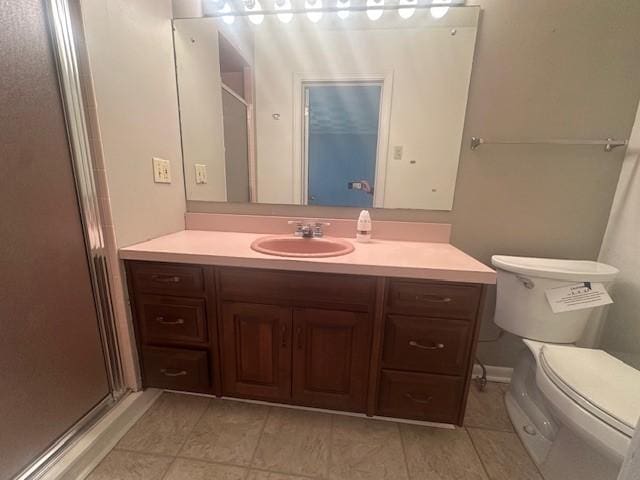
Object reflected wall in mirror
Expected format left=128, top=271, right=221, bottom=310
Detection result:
left=174, top=4, right=478, bottom=210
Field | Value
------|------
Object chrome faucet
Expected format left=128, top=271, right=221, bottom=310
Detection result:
left=288, top=220, right=331, bottom=238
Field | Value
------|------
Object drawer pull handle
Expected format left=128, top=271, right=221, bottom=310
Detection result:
left=155, top=316, right=185, bottom=325
left=160, top=368, right=188, bottom=377
left=415, top=295, right=452, bottom=303
left=281, top=324, right=287, bottom=348
left=405, top=393, right=433, bottom=405
left=409, top=340, right=445, bottom=350
left=151, top=275, right=181, bottom=283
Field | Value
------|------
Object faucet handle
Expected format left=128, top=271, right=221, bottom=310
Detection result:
left=312, top=221, right=330, bottom=237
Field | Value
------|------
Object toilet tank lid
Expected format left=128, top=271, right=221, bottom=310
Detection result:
left=491, top=255, right=619, bottom=282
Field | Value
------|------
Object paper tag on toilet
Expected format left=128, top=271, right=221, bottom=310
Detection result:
left=544, top=282, right=613, bottom=313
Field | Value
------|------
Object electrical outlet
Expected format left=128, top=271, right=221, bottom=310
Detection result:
left=195, top=164, right=208, bottom=184
left=152, top=157, right=171, bottom=184
left=393, top=145, right=403, bottom=160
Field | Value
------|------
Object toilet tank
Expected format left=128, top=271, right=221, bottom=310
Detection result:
left=491, top=256, right=619, bottom=343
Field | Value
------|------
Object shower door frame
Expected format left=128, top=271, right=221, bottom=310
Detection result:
left=14, top=0, right=126, bottom=478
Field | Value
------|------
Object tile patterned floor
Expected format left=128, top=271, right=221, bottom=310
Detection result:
left=87, top=383, right=544, bottom=480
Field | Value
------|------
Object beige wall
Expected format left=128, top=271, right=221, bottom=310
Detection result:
left=188, top=0, right=640, bottom=367
left=80, top=0, right=187, bottom=388
left=81, top=0, right=186, bottom=248
left=598, top=102, right=640, bottom=366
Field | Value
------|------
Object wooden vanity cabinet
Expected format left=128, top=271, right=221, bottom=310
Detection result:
left=291, top=307, right=371, bottom=412
left=376, top=279, right=484, bottom=425
left=220, top=302, right=292, bottom=401
left=217, top=267, right=375, bottom=412
left=126, top=261, right=220, bottom=395
left=125, top=261, right=484, bottom=425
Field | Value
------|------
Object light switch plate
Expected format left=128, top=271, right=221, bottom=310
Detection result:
left=195, top=164, right=208, bottom=184
left=152, top=157, right=171, bottom=183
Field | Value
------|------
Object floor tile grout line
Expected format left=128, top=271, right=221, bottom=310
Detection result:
left=396, top=421, right=413, bottom=480
left=327, top=412, right=335, bottom=480
left=249, top=465, right=325, bottom=480
left=158, top=456, right=179, bottom=480
left=244, top=404, right=272, bottom=479
left=173, top=395, right=213, bottom=459
left=464, top=426, right=494, bottom=480
left=111, top=446, right=177, bottom=459
left=510, top=425, right=546, bottom=479
left=466, top=426, right=545, bottom=480
left=464, top=423, right=516, bottom=433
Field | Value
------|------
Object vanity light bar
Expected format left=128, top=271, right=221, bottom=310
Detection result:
left=208, top=0, right=465, bottom=18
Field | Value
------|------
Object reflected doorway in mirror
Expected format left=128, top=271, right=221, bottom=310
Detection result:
left=303, top=82, right=382, bottom=208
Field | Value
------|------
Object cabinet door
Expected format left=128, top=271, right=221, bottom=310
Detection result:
left=221, top=302, right=292, bottom=401
left=292, top=308, right=372, bottom=412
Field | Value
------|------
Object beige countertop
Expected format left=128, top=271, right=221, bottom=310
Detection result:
left=119, top=230, right=496, bottom=284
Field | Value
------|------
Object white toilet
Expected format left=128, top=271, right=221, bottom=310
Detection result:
left=492, top=255, right=640, bottom=480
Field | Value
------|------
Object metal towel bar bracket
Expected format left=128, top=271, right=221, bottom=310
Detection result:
left=470, top=137, right=628, bottom=152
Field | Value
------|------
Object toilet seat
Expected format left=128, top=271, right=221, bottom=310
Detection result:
left=539, top=344, right=640, bottom=438
left=523, top=340, right=634, bottom=462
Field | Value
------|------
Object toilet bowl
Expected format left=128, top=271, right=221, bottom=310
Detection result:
left=490, top=255, right=638, bottom=480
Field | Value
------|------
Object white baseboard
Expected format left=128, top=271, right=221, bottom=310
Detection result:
left=472, top=364, right=513, bottom=383
left=42, top=388, right=162, bottom=480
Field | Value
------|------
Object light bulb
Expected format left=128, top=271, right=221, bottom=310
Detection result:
left=398, top=0, right=416, bottom=19
left=305, top=0, right=323, bottom=23
left=220, top=2, right=235, bottom=24
left=336, top=0, right=350, bottom=19
left=275, top=0, right=293, bottom=23
left=245, top=0, right=264, bottom=24
left=366, top=0, right=383, bottom=21
left=430, top=0, right=451, bottom=19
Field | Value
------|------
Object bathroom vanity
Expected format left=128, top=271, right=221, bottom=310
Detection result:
left=121, top=219, right=495, bottom=426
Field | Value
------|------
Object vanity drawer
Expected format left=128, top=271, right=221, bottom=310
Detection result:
left=377, top=370, right=464, bottom=424
left=129, top=262, right=205, bottom=296
left=387, top=280, right=481, bottom=320
left=218, top=267, right=375, bottom=310
left=137, top=295, right=208, bottom=346
left=141, top=346, right=211, bottom=392
left=382, top=315, right=472, bottom=376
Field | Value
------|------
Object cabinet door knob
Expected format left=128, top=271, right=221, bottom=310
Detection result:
left=160, top=368, right=187, bottom=377
left=405, top=393, right=433, bottom=405
left=155, top=316, right=185, bottom=325
left=408, top=340, right=445, bottom=350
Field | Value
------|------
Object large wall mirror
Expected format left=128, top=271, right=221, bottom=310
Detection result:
left=174, top=3, right=478, bottom=210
